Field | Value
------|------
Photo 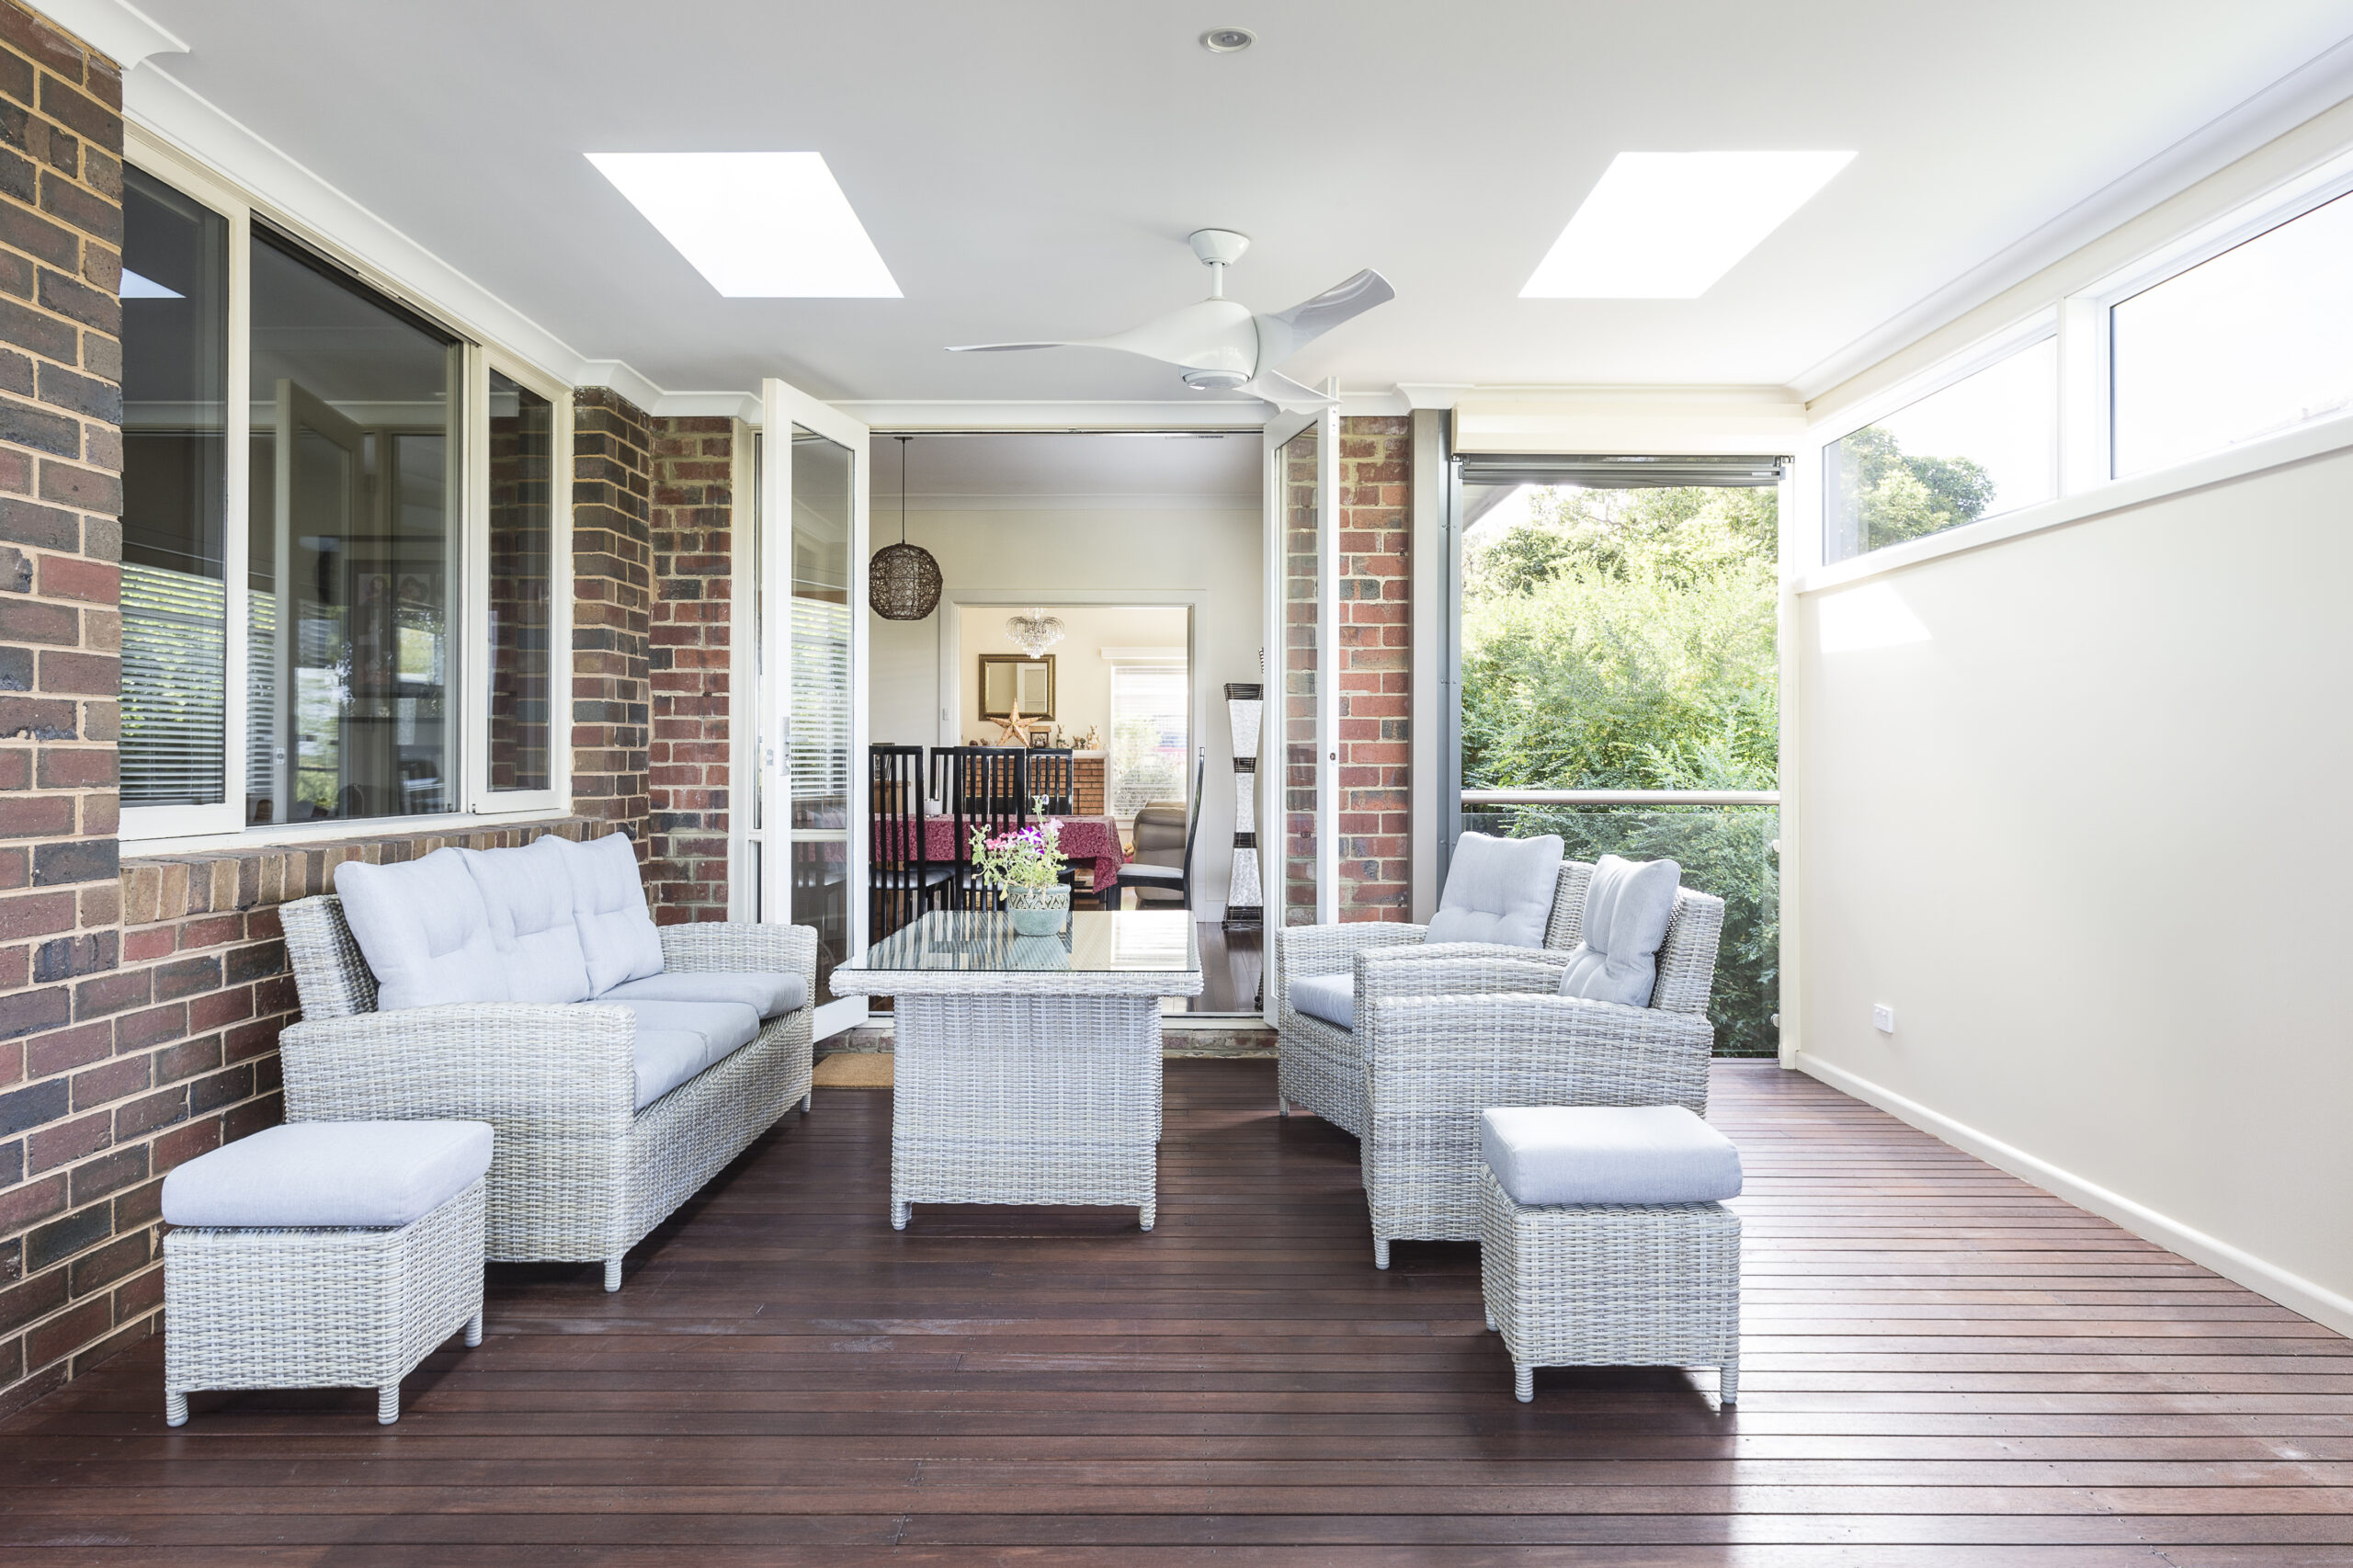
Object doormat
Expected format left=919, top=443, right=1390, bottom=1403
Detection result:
left=813, top=1051, right=893, bottom=1088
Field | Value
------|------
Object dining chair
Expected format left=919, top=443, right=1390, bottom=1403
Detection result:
left=1102, top=752, right=1207, bottom=911
left=941, top=746, right=1029, bottom=910
left=1024, top=748, right=1077, bottom=815
left=869, top=744, right=949, bottom=940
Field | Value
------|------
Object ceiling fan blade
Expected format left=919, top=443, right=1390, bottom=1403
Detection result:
left=1243, top=369, right=1336, bottom=412
left=944, top=341, right=1074, bottom=353
left=1252, top=268, right=1395, bottom=367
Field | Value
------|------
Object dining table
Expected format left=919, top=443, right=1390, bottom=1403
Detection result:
left=922, top=813, right=1126, bottom=891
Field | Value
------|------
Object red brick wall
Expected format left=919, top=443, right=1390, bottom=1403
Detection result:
left=645, top=415, right=733, bottom=923
left=570, top=387, right=653, bottom=849
left=1335, top=416, right=1410, bottom=920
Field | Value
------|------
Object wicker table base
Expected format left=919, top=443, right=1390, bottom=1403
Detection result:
left=1477, top=1169, right=1741, bottom=1406
left=891, top=993, right=1165, bottom=1230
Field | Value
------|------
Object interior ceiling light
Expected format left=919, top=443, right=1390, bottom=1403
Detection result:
left=870, top=437, right=942, bottom=621
left=586, top=152, right=901, bottom=298
left=1005, top=608, right=1067, bottom=659
left=1520, top=150, right=1855, bottom=299
left=1201, top=27, right=1255, bottom=51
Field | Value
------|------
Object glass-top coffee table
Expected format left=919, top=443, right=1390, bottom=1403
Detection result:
left=831, top=910, right=1204, bottom=1231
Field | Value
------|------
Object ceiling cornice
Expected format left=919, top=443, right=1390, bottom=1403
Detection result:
left=31, top=0, right=184, bottom=69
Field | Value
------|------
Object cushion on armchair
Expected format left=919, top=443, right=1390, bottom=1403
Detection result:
left=603, top=970, right=807, bottom=1019
left=1557, top=854, right=1680, bottom=1007
left=552, top=832, right=665, bottom=994
left=465, top=834, right=592, bottom=1004
left=1290, top=972, right=1356, bottom=1030
left=1424, top=832, right=1563, bottom=949
left=335, top=848, right=509, bottom=1011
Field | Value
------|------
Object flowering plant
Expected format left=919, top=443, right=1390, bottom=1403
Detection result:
left=969, top=819, right=1068, bottom=892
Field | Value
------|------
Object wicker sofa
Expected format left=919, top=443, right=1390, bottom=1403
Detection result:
left=276, top=832, right=817, bottom=1291
left=1275, top=858, right=1725, bottom=1267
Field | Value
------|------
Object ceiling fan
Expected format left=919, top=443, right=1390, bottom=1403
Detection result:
left=947, top=229, right=1393, bottom=412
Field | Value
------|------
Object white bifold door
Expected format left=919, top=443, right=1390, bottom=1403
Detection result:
left=1260, top=404, right=1338, bottom=1023
left=743, top=378, right=870, bottom=1041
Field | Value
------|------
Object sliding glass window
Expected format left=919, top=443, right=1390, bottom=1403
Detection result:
left=1824, top=335, right=2056, bottom=563
left=487, top=370, right=553, bottom=793
left=120, top=168, right=230, bottom=809
left=2111, top=187, right=2353, bottom=478
left=246, top=229, right=461, bottom=827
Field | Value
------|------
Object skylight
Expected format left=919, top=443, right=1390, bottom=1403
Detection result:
left=586, top=152, right=901, bottom=298
left=1520, top=151, right=1855, bottom=299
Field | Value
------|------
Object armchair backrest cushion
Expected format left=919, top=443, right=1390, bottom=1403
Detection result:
left=334, top=847, right=509, bottom=1011
left=1426, top=832, right=1563, bottom=949
left=1557, top=853, right=1681, bottom=1007
left=466, top=835, right=592, bottom=1004
left=555, top=831, right=665, bottom=994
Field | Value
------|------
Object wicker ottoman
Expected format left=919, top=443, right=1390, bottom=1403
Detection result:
left=161, top=1120, right=493, bottom=1426
left=1476, top=1105, right=1743, bottom=1405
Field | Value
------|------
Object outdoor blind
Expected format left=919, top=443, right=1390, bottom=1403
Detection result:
left=1456, top=454, right=1788, bottom=490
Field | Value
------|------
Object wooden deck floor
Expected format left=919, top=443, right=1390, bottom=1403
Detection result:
left=4, top=1058, right=2349, bottom=1565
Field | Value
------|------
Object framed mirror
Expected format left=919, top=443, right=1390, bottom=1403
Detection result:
left=979, top=653, right=1055, bottom=719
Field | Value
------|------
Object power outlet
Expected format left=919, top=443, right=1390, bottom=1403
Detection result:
left=1871, top=1004, right=1896, bottom=1034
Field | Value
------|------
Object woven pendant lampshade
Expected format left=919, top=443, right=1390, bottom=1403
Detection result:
left=870, top=436, right=942, bottom=620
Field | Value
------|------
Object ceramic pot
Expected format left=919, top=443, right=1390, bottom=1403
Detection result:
left=1004, top=881, right=1070, bottom=936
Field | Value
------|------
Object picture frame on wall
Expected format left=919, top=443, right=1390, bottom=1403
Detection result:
left=978, top=653, right=1056, bottom=719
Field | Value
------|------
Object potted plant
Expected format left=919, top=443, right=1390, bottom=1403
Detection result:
left=971, top=820, right=1072, bottom=935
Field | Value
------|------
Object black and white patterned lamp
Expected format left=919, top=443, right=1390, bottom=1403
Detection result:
left=1222, top=678, right=1264, bottom=930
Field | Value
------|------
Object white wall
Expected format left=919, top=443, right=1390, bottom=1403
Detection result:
left=1795, top=442, right=2353, bottom=1333
left=949, top=604, right=1188, bottom=748
left=869, top=506, right=1261, bottom=912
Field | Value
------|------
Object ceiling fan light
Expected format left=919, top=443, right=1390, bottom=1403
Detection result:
left=1182, top=368, right=1249, bottom=392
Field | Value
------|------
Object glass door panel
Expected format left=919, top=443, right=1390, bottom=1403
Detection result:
left=1279, top=423, right=1321, bottom=927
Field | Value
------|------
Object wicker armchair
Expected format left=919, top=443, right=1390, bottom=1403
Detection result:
left=276, top=895, right=817, bottom=1290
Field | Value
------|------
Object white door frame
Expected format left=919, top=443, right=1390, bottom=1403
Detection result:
left=757, top=377, right=870, bottom=1042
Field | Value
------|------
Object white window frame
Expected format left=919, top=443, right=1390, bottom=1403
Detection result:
left=1802, top=139, right=2353, bottom=591
left=120, top=127, right=574, bottom=847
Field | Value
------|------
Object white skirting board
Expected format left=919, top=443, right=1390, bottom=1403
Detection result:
left=1794, top=1051, right=2353, bottom=1339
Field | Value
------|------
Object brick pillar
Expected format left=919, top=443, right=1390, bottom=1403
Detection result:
left=570, top=387, right=652, bottom=849
left=645, top=415, right=733, bottom=922
left=1335, top=416, right=1410, bottom=920
left=0, top=0, right=139, bottom=1415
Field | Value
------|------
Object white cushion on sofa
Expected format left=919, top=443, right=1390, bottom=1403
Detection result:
left=161, top=1119, right=494, bottom=1229
left=1479, top=1105, right=1742, bottom=1207
left=617, top=998, right=762, bottom=1109
left=1425, top=832, right=1563, bottom=949
left=1290, top=972, right=1355, bottom=1031
left=334, top=848, right=507, bottom=1011
left=466, top=835, right=591, bottom=1004
left=554, top=832, right=665, bottom=994
left=603, top=970, right=807, bottom=1019
left=1557, top=854, right=1681, bottom=1008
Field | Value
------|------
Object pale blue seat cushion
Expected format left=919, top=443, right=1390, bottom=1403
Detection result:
left=335, top=848, right=508, bottom=1011
left=1424, top=833, right=1563, bottom=949
left=618, top=999, right=762, bottom=1110
left=602, top=970, right=807, bottom=1019
left=1290, top=972, right=1356, bottom=1031
left=161, top=1119, right=494, bottom=1230
left=1480, top=1105, right=1742, bottom=1207
left=1557, top=854, right=1681, bottom=1007
left=464, top=836, right=592, bottom=1004
left=552, top=832, right=665, bottom=995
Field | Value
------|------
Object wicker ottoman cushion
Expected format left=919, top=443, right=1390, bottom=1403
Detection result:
left=161, top=1120, right=494, bottom=1230
left=1480, top=1105, right=1742, bottom=1207
left=1289, top=972, right=1355, bottom=1031
left=603, top=969, right=810, bottom=1019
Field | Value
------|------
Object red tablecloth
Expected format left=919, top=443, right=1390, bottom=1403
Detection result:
left=919, top=814, right=1125, bottom=888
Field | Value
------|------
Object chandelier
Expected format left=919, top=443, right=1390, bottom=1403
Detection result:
left=1004, top=608, right=1066, bottom=658
left=869, top=436, right=942, bottom=621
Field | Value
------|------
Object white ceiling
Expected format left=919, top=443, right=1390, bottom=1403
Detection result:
left=873, top=433, right=1258, bottom=508
left=123, top=0, right=2353, bottom=405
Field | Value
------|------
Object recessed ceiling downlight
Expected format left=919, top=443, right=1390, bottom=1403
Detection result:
left=1201, top=27, right=1255, bottom=51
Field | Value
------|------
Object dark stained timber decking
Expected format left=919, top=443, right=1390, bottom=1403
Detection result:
left=2, top=1059, right=2349, bottom=1565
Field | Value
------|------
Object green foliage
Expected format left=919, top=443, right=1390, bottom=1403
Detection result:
left=1459, top=484, right=1781, bottom=1055
left=1831, top=424, right=1996, bottom=552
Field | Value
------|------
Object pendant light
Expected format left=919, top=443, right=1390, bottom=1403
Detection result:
left=869, top=435, right=942, bottom=620
left=1004, top=608, right=1066, bottom=658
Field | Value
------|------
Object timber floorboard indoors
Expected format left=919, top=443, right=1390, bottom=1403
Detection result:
left=2, top=1059, right=2349, bottom=1565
